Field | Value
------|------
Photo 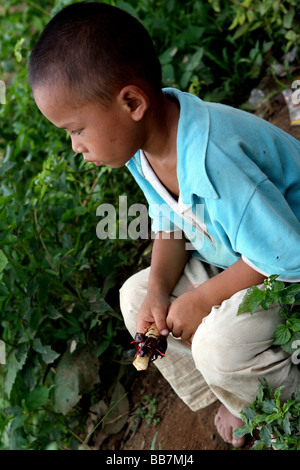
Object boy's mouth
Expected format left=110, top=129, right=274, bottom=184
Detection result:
left=84, top=157, right=102, bottom=166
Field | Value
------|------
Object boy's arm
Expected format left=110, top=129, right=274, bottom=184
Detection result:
left=136, top=231, right=189, bottom=335
left=167, top=258, right=267, bottom=341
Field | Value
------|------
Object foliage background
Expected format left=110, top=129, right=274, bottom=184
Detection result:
left=0, top=0, right=299, bottom=449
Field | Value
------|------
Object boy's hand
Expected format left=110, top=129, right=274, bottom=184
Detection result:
left=136, top=257, right=267, bottom=343
left=136, top=285, right=212, bottom=342
left=165, top=258, right=267, bottom=342
left=166, top=287, right=211, bottom=342
left=136, top=289, right=170, bottom=337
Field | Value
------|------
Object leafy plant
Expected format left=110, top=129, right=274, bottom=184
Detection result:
left=236, top=275, right=300, bottom=449
left=0, top=147, right=139, bottom=448
left=222, top=0, right=300, bottom=54
left=133, top=394, right=160, bottom=427
left=234, top=378, right=300, bottom=450
left=117, top=0, right=299, bottom=104
left=0, top=0, right=145, bottom=449
left=238, top=275, right=300, bottom=354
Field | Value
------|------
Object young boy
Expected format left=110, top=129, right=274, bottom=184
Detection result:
left=28, top=1, right=300, bottom=448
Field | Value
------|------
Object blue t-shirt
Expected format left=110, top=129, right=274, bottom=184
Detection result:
left=126, top=88, right=300, bottom=281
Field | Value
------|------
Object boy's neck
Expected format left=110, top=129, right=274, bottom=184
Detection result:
left=142, top=91, right=179, bottom=165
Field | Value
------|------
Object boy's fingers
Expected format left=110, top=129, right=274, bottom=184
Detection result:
left=135, top=316, right=149, bottom=334
left=166, top=305, right=191, bottom=340
left=136, top=320, right=169, bottom=337
left=158, top=326, right=169, bottom=336
left=152, top=308, right=169, bottom=336
left=136, top=310, right=169, bottom=337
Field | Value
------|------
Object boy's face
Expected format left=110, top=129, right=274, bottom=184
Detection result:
left=33, top=85, right=147, bottom=168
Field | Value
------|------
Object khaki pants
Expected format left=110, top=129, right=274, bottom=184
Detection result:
left=119, top=257, right=300, bottom=418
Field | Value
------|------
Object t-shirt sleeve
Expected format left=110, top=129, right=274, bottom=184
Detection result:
left=235, top=179, right=300, bottom=281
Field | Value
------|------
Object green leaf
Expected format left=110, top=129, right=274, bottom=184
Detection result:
left=0, top=282, right=10, bottom=300
left=25, top=385, right=50, bottom=410
left=259, top=424, right=272, bottom=447
left=5, top=345, right=29, bottom=398
left=0, top=249, right=8, bottom=274
left=241, top=405, right=257, bottom=421
left=272, top=280, right=286, bottom=292
left=159, top=46, right=178, bottom=65
left=272, top=441, right=289, bottom=450
left=285, top=30, right=297, bottom=42
left=233, top=23, right=251, bottom=40
left=283, top=7, right=295, bottom=29
left=283, top=412, right=292, bottom=435
left=187, top=48, right=204, bottom=72
left=54, top=343, right=99, bottom=415
left=281, top=284, right=300, bottom=304
left=262, top=399, right=277, bottom=414
left=61, top=206, right=88, bottom=221
left=252, top=440, right=266, bottom=450
left=97, top=339, right=110, bottom=357
left=246, top=9, right=255, bottom=23
left=237, top=285, right=265, bottom=315
left=272, top=324, right=292, bottom=345
left=274, top=386, right=284, bottom=403
left=286, top=318, right=300, bottom=332
left=233, top=424, right=250, bottom=438
left=265, top=412, right=281, bottom=423
left=115, top=1, right=139, bottom=19
left=268, top=274, right=280, bottom=283
left=32, top=338, right=60, bottom=364
left=46, top=305, right=62, bottom=319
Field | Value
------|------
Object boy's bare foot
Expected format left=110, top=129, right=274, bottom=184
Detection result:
left=214, top=404, right=246, bottom=448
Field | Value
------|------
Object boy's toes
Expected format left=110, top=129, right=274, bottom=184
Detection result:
left=214, top=404, right=246, bottom=448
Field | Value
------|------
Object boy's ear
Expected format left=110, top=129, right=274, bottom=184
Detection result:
left=118, top=85, right=149, bottom=121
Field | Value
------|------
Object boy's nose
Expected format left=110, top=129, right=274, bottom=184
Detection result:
left=71, top=139, right=87, bottom=155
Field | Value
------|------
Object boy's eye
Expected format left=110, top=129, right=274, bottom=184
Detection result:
left=71, top=129, right=83, bottom=136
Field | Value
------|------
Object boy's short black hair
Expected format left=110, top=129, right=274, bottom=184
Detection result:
left=28, top=1, right=162, bottom=105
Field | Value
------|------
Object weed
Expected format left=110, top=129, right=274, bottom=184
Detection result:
left=150, top=431, right=162, bottom=450
left=133, top=394, right=160, bottom=428
left=234, top=378, right=300, bottom=450
left=236, top=275, right=300, bottom=449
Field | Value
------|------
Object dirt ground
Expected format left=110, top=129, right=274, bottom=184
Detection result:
left=99, top=70, right=300, bottom=452
left=118, top=367, right=236, bottom=451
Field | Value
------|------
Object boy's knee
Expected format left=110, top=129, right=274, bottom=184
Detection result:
left=119, top=272, right=138, bottom=308
left=192, top=327, right=236, bottom=376
left=119, top=268, right=150, bottom=337
left=191, top=293, right=283, bottom=376
left=119, top=278, right=138, bottom=337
